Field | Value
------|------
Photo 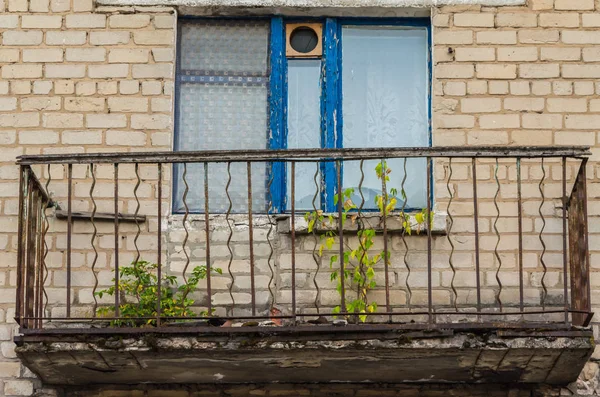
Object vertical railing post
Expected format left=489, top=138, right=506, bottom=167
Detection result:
left=25, top=181, right=36, bottom=328
left=562, top=157, right=568, bottom=325
left=426, top=157, right=433, bottom=324
left=290, top=161, right=297, bottom=324
left=204, top=163, right=212, bottom=317
left=336, top=160, right=346, bottom=315
left=472, top=158, right=481, bottom=319
left=16, top=165, right=28, bottom=327
left=247, top=162, right=256, bottom=316
left=517, top=158, right=524, bottom=315
left=113, top=163, right=120, bottom=318
left=66, top=164, right=72, bottom=318
left=157, top=163, right=162, bottom=326
left=381, top=159, right=391, bottom=322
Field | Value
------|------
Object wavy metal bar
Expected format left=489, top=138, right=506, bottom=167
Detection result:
left=90, top=164, right=99, bottom=317
left=493, top=158, right=503, bottom=312
left=181, top=163, right=190, bottom=298
left=133, top=163, right=143, bottom=301
left=356, top=160, right=367, bottom=311
left=311, top=162, right=321, bottom=314
left=380, top=159, right=391, bottom=318
left=539, top=158, right=548, bottom=310
left=225, top=163, right=235, bottom=311
left=266, top=164, right=275, bottom=309
left=446, top=158, right=457, bottom=311
left=400, top=158, right=411, bottom=309
left=42, top=165, right=50, bottom=319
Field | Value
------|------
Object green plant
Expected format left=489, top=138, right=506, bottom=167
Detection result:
left=305, top=162, right=433, bottom=323
left=95, top=260, right=222, bottom=327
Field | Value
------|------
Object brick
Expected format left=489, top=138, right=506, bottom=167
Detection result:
left=33, top=81, right=53, bottom=95
left=46, top=31, right=87, bottom=45
left=98, top=81, right=117, bottom=95
left=65, top=97, right=105, bottom=112
left=497, top=47, right=537, bottom=62
left=151, top=48, right=173, bottom=62
left=54, top=80, right=74, bottom=94
left=109, top=14, right=150, bottom=28
left=574, top=81, right=594, bottom=95
left=563, top=65, right=600, bottom=78
left=108, top=97, right=148, bottom=112
left=2, top=65, right=42, bottom=79
left=19, top=130, right=59, bottom=144
left=43, top=113, right=84, bottom=128
left=496, top=13, right=537, bottom=27
left=553, top=81, right=573, bottom=95
left=454, top=47, right=494, bottom=62
left=86, top=114, right=127, bottom=128
left=547, top=98, right=587, bottom=113
left=453, top=13, right=494, bottom=27
left=50, top=0, right=69, bottom=11
left=88, top=64, right=129, bottom=79
left=65, top=14, right=106, bottom=28
left=540, top=47, right=581, bottom=61
left=518, top=30, right=559, bottom=44
left=8, top=0, right=26, bottom=11
left=436, top=64, right=474, bottom=79
left=522, top=114, right=562, bottom=129
left=519, top=63, right=559, bottom=79
left=0, top=362, right=21, bottom=378
left=21, top=97, right=61, bottom=111
left=132, top=64, right=173, bottom=78
left=0, top=49, right=20, bottom=63
left=466, top=130, right=509, bottom=145
left=435, top=30, right=473, bottom=45
left=476, top=64, right=516, bottom=79
left=504, top=98, right=544, bottom=112
left=62, top=130, right=102, bottom=145
left=555, top=0, right=594, bottom=10
left=90, top=31, right=129, bottom=45
left=142, top=81, right=162, bottom=95
left=443, top=82, right=466, bottom=96
left=153, top=14, right=175, bottom=29
left=106, top=130, right=146, bottom=146
left=151, top=98, right=170, bottom=112
left=120, top=80, right=140, bottom=95
left=11, top=81, right=31, bottom=95
left=0, top=113, right=39, bottom=127
left=23, top=48, right=64, bottom=63
left=45, top=64, right=86, bottom=79
left=539, top=13, right=580, bottom=28
left=29, top=0, right=49, bottom=11
left=4, top=380, right=33, bottom=396
left=131, top=114, right=171, bottom=129
left=476, top=31, right=517, bottom=44
left=0, top=15, right=19, bottom=28
left=2, top=31, right=43, bottom=46
left=66, top=48, right=106, bottom=62
left=21, top=15, right=62, bottom=29
left=479, top=114, right=520, bottom=129
left=76, top=81, right=96, bottom=96
left=0, top=98, right=17, bottom=112
left=488, top=81, right=508, bottom=94
left=562, top=31, right=600, bottom=44
left=555, top=131, right=596, bottom=146
left=582, top=14, right=600, bottom=27
left=0, top=81, right=8, bottom=95
left=583, top=48, right=600, bottom=61
left=73, top=0, right=93, bottom=11
left=565, top=115, right=600, bottom=129
left=108, top=49, right=149, bottom=64
left=133, top=31, right=174, bottom=45
left=460, top=98, right=501, bottom=113
left=509, top=81, right=530, bottom=95
left=530, top=0, right=553, bottom=10
left=437, top=115, right=474, bottom=129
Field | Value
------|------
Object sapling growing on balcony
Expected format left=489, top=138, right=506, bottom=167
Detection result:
left=95, top=260, right=222, bottom=327
left=305, top=162, right=433, bottom=323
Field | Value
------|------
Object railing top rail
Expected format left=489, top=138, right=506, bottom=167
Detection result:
left=16, top=146, right=591, bottom=165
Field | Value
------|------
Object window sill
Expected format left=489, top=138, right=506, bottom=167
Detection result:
left=275, top=211, right=448, bottom=236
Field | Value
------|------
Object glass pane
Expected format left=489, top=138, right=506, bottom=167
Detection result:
left=175, top=21, right=270, bottom=213
left=286, top=59, right=322, bottom=211
left=342, top=26, right=429, bottom=210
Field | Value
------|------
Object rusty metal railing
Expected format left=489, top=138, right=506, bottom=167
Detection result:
left=14, top=146, right=594, bottom=333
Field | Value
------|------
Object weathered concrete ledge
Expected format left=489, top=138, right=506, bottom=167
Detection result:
left=15, top=327, right=594, bottom=387
left=97, top=0, right=526, bottom=7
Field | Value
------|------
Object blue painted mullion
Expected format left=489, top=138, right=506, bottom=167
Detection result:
left=268, top=17, right=286, bottom=213
left=322, top=18, right=341, bottom=212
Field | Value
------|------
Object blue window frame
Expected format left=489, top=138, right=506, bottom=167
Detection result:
left=174, top=17, right=431, bottom=214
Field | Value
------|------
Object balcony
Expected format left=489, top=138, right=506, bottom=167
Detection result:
left=13, top=146, right=594, bottom=388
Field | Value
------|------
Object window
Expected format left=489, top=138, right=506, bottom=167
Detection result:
left=175, top=18, right=430, bottom=214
